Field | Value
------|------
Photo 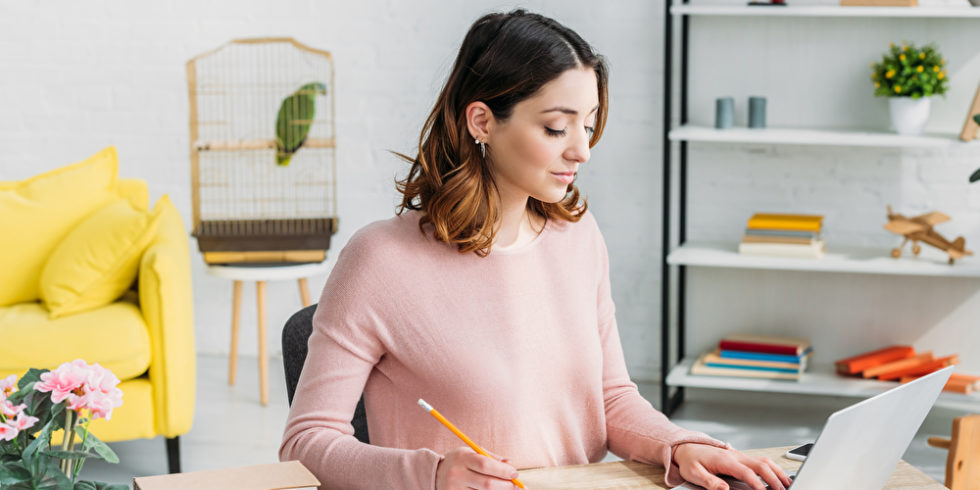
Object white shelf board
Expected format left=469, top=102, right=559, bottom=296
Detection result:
left=670, top=5, right=980, bottom=18
left=668, top=125, right=972, bottom=148
left=667, top=242, right=980, bottom=278
left=667, top=357, right=980, bottom=409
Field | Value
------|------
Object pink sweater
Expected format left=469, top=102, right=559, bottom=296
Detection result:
left=279, top=210, right=726, bottom=489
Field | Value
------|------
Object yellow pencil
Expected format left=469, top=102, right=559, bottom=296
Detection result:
left=417, top=398, right=525, bottom=489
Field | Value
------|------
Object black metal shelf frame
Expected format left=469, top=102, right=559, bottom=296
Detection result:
left=660, top=0, right=690, bottom=417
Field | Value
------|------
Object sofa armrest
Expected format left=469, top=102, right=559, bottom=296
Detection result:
left=138, top=197, right=195, bottom=437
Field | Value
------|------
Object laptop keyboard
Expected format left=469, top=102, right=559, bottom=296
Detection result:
left=722, top=473, right=796, bottom=490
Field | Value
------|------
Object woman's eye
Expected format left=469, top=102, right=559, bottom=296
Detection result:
left=545, top=127, right=567, bottom=137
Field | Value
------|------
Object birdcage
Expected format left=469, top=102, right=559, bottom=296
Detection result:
left=186, top=37, right=336, bottom=265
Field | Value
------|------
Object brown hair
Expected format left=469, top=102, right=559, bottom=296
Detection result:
left=395, top=9, right=609, bottom=256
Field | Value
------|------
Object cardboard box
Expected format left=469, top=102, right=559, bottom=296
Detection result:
left=133, top=460, right=319, bottom=490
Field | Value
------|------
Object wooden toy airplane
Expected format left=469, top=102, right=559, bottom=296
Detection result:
left=884, top=206, right=973, bottom=264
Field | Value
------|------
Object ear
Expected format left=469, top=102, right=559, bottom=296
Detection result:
left=465, top=101, right=493, bottom=143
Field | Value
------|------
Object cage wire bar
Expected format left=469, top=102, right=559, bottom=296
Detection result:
left=187, top=38, right=336, bottom=264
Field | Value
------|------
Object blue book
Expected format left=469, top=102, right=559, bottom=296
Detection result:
left=705, top=362, right=800, bottom=374
left=720, top=348, right=811, bottom=364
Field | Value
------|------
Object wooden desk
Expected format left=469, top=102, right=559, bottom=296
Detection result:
left=518, top=446, right=945, bottom=489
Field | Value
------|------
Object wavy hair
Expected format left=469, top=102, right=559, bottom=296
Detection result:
left=395, top=9, right=609, bottom=256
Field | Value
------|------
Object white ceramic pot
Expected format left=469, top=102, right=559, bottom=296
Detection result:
left=889, top=97, right=932, bottom=136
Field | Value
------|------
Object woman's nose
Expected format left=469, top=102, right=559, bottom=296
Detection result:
left=564, top=127, right=591, bottom=164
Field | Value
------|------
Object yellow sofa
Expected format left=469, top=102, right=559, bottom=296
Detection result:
left=0, top=147, right=195, bottom=473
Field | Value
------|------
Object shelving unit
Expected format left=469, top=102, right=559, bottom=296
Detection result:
left=670, top=4, right=980, bottom=18
left=669, top=125, right=974, bottom=148
left=666, top=358, right=980, bottom=411
left=659, top=3, right=980, bottom=416
left=667, top=242, right=980, bottom=277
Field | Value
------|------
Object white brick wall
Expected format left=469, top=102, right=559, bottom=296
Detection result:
left=4, top=1, right=978, bottom=383
left=0, top=1, right=666, bottom=380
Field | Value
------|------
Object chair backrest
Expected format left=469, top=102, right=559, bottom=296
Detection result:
left=282, top=304, right=370, bottom=443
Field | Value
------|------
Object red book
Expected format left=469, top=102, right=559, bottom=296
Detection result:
left=718, top=334, right=810, bottom=356
left=834, top=345, right=915, bottom=375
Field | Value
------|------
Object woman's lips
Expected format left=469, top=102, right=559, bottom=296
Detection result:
left=551, top=172, right=575, bottom=184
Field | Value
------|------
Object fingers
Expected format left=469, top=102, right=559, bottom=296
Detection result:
left=461, top=450, right=519, bottom=481
left=439, top=447, right=519, bottom=490
left=682, top=461, right=729, bottom=490
left=748, top=458, right=786, bottom=490
left=763, top=456, right=793, bottom=488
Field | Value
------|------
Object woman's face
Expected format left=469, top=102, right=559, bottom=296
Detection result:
left=487, top=67, right=599, bottom=205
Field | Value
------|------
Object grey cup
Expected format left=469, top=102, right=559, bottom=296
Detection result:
left=749, top=96, right=767, bottom=129
left=715, top=97, right=734, bottom=129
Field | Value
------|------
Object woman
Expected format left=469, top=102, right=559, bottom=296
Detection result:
left=280, top=10, right=792, bottom=490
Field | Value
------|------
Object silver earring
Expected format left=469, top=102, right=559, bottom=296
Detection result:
left=475, top=138, right=486, bottom=158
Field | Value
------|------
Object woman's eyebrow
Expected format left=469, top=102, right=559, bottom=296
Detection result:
left=540, top=104, right=600, bottom=115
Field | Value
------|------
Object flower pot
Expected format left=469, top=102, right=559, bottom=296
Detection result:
left=888, top=97, right=932, bottom=136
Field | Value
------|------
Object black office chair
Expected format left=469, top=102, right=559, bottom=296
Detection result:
left=282, top=304, right=370, bottom=443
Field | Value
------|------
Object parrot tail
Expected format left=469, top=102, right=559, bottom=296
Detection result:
left=276, top=153, right=292, bottom=167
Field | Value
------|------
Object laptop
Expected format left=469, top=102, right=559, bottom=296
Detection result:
left=674, top=365, right=953, bottom=490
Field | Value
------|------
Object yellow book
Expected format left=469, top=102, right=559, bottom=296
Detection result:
left=747, top=213, right=823, bottom=232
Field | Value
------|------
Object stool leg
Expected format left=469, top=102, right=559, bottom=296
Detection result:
left=256, top=280, right=268, bottom=406
left=298, top=277, right=312, bottom=307
left=229, top=280, right=242, bottom=386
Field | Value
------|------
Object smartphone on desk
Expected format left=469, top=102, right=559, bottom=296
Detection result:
left=784, top=443, right=813, bottom=462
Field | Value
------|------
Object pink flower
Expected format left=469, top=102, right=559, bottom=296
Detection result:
left=33, top=360, right=123, bottom=420
left=0, top=422, right=17, bottom=441
left=34, top=360, right=90, bottom=404
left=10, top=412, right=37, bottom=431
left=0, top=400, right=25, bottom=418
left=82, top=364, right=123, bottom=420
left=0, top=374, right=16, bottom=398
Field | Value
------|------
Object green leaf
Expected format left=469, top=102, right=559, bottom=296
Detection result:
left=75, top=481, right=129, bottom=490
left=76, top=427, right=118, bottom=464
left=17, top=368, right=47, bottom=391
left=0, top=461, right=32, bottom=484
left=973, top=114, right=980, bottom=125
left=31, top=457, right=72, bottom=490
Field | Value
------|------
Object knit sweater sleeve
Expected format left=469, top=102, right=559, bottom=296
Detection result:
left=592, top=222, right=730, bottom=487
left=278, top=228, right=442, bottom=490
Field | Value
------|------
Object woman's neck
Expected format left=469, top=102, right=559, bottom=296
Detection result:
left=494, top=196, right=543, bottom=250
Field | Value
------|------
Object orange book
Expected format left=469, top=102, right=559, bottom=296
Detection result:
left=877, top=354, right=958, bottom=381
left=834, top=345, right=915, bottom=375
left=900, top=372, right=980, bottom=394
left=861, top=352, right=933, bottom=379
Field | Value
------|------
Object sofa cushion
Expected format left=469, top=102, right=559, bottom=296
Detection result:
left=0, top=147, right=120, bottom=306
left=40, top=197, right=164, bottom=318
left=0, top=301, right=151, bottom=382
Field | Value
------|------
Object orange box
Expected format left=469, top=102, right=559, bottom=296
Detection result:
left=862, top=352, right=933, bottom=379
left=878, top=355, right=958, bottom=381
left=835, top=345, right=915, bottom=375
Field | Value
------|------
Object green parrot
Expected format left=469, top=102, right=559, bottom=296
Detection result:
left=275, top=81, right=327, bottom=166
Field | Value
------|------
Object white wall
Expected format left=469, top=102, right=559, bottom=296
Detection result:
left=4, top=1, right=978, bottom=384
left=0, top=1, right=665, bottom=378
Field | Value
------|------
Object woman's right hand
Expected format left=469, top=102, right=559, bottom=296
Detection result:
left=435, top=447, right=520, bottom=490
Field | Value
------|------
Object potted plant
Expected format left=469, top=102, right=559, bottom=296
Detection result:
left=0, top=360, right=127, bottom=490
left=871, top=42, right=949, bottom=136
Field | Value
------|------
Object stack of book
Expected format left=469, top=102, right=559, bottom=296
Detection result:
left=691, top=334, right=812, bottom=381
left=835, top=345, right=978, bottom=394
left=738, top=213, right=825, bottom=259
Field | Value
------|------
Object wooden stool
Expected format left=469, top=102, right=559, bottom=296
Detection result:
left=206, top=261, right=331, bottom=405
left=928, top=414, right=980, bottom=490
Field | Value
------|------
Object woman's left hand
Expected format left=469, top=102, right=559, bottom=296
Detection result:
left=672, top=443, right=793, bottom=490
